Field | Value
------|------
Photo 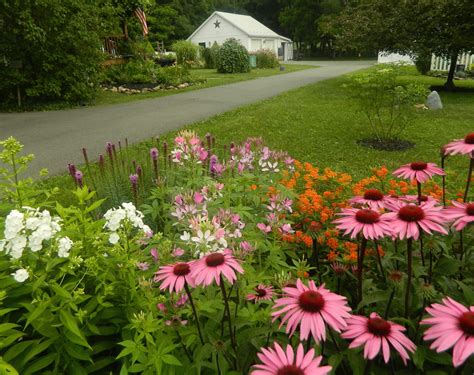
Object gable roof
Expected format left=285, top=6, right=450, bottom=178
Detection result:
left=187, top=11, right=291, bottom=42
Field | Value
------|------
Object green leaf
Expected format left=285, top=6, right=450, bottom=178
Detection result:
left=50, top=284, right=72, bottom=300
left=23, top=353, right=57, bottom=374
left=456, top=281, right=474, bottom=304
left=0, top=324, right=20, bottom=334
left=4, top=340, right=36, bottom=362
left=64, top=342, right=92, bottom=362
left=426, top=349, right=452, bottom=365
left=21, top=338, right=55, bottom=366
left=161, top=354, right=182, bottom=366
left=412, top=346, right=427, bottom=370
left=59, top=310, right=91, bottom=349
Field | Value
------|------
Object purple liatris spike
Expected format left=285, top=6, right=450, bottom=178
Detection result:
left=129, top=174, right=138, bottom=185
left=82, top=148, right=89, bottom=163
left=75, top=170, right=83, bottom=188
left=136, top=165, right=143, bottom=178
left=150, top=148, right=158, bottom=161
left=68, top=163, right=76, bottom=177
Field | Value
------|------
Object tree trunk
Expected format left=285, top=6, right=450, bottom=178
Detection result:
left=444, top=51, right=458, bottom=91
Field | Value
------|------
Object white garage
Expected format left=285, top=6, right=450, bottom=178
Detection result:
left=187, top=11, right=293, bottom=61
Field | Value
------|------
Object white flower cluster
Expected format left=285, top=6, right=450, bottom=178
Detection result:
left=103, top=202, right=151, bottom=245
left=0, top=207, right=73, bottom=260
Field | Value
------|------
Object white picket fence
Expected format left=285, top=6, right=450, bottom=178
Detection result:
left=431, top=52, right=474, bottom=71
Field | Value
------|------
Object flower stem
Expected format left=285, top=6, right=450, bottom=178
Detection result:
left=219, top=276, right=239, bottom=370
left=374, top=240, right=386, bottom=283
left=463, top=157, right=473, bottom=202
left=384, top=288, right=395, bottom=320
left=416, top=181, right=422, bottom=205
left=357, top=237, right=368, bottom=310
left=441, top=155, right=446, bottom=207
left=184, top=282, right=204, bottom=345
left=404, top=238, right=413, bottom=318
left=174, top=329, right=192, bottom=362
left=311, top=239, right=322, bottom=283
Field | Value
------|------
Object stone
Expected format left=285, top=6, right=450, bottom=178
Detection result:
left=153, top=86, right=161, bottom=91
left=111, top=87, right=118, bottom=93
left=426, top=91, right=443, bottom=110
left=177, top=82, right=189, bottom=89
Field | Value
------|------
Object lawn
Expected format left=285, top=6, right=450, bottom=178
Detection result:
left=93, top=64, right=315, bottom=106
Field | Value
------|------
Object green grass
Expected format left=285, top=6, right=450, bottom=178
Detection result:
left=93, top=64, right=316, bottom=106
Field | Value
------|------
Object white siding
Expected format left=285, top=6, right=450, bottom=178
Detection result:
left=251, top=39, right=262, bottom=50
left=188, top=14, right=249, bottom=48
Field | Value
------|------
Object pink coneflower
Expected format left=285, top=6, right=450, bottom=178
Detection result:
left=247, top=284, right=274, bottom=302
left=272, top=279, right=351, bottom=342
left=342, top=312, right=416, bottom=365
left=333, top=207, right=393, bottom=240
left=330, top=262, right=348, bottom=276
left=349, top=189, right=392, bottom=210
left=190, top=249, right=243, bottom=287
left=444, top=201, right=474, bottom=231
left=444, top=132, right=474, bottom=156
left=251, top=342, right=331, bottom=375
left=383, top=201, right=447, bottom=240
left=154, top=262, right=195, bottom=293
left=421, top=297, right=474, bottom=367
left=393, top=162, right=445, bottom=183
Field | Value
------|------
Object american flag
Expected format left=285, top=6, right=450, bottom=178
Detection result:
left=134, top=8, right=148, bottom=36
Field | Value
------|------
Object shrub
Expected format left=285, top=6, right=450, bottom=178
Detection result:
left=414, top=50, right=432, bottom=75
left=347, top=64, right=428, bottom=143
left=0, top=0, right=104, bottom=105
left=154, top=53, right=177, bottom=67
left=255, top=49, right=279, bottom=69
left=216, top=38, right=250, bottom=73
left=171, top=40, right=198, bottom=68
left=202, top=42, right=221, bottom=69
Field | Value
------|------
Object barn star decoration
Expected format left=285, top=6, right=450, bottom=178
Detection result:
left=214, top=20, right=221, bottom=28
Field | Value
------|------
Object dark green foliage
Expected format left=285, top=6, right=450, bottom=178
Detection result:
left=0, top=0, right=105, bottom=105
left=202, top=42, right=221, bottom=69
left=171, top=40, right=198, bottom=68
left=216, top=38, right=250, bottom=74
left=154, top=53, right=177, bottom=67
left=255, top=49, right=279, bottom=69
left=415, top=51, right=432, bottom=75
left=102, top=60, right=191, bottom=86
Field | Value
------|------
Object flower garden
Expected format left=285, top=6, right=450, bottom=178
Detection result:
left=0, top=130, right=473, bottom=374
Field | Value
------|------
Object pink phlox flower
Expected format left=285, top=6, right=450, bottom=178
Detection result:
left=393, top=162, right=445, bottom=184
left=421, top=297, right=474, bottom=367
left=272, top=279, right=351, bottom=343
left=251, top=342, right=332, bottom=375
left=341, top=312, right=416, bottom=365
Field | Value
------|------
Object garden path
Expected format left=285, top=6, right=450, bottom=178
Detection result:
left=0, top=60, right=373, bottom=176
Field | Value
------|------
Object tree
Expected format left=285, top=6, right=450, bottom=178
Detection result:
left=335, top=0, right=474, bottom=89
left=0, top=0, right=106, bottom=105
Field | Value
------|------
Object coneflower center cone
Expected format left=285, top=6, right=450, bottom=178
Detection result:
left=205, top=253, right=225, bottom=267
left=256, top=288, right=267, bottom=297
left=410, top=162, right=428, bottom=171
left=298, top=291, right=325, bottom=312
left=363, top=189, right=384, bottom=201
left=464, top=132, right=474, bottom=144
left=459, top=311, right=474, bottom=335
left=355, top=209, right=380, bottom=224
left=398, top=206, right=425, bottom=222
left=367, top=317, right=391, bottom=336
left=277, top=365, right=305, bottom=375
left=466, top=203, right=474, bottom=216
left=173, top=263, right=190, bottom=276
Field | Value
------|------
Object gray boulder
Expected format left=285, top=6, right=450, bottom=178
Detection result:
left=426, top=91, right=443, bottom=110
